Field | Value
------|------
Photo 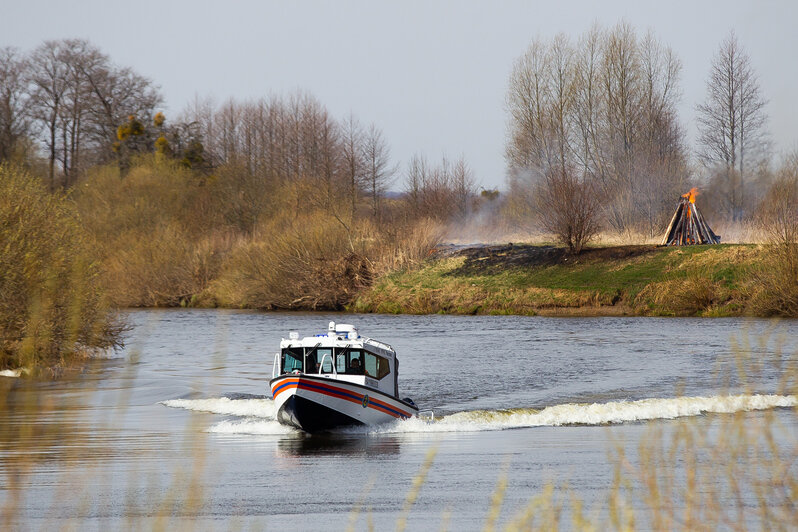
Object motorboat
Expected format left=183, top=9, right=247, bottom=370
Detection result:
left=270, top=322, right=419, bottom=433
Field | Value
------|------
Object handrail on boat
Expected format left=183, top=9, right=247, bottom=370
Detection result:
left=272, top=352, right=280, bottom=378
left=318, top=352, right=336, bottom=375
left=364, top=337, right=393, bottom=352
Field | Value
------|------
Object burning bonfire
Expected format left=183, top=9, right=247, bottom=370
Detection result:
left=660, top=188, right=721, bottom=246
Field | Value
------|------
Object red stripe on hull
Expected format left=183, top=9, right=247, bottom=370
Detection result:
left=271, top=376, right=413, bottom=419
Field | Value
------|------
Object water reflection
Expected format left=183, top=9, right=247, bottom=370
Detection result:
left=277, top=433, right=402, bottom=457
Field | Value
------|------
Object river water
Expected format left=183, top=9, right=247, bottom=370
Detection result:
left=1, top=310, right=796, bottom=530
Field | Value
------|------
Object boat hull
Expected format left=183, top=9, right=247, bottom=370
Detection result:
left=270, top=374, right=418, bottom=433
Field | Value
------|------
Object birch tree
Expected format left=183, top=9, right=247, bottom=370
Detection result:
left=506, top=22, right=687, bottom=237
left=696, top=30, right=768, bottom=220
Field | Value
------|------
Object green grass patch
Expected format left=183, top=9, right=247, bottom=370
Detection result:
left=353, top=244, right=769, bottom=317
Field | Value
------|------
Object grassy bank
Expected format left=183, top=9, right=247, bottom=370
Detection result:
left=350, top=243, right=783, bottom=317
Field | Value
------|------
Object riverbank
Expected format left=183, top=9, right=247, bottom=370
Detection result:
left=350, top=243, right=775, bottom=317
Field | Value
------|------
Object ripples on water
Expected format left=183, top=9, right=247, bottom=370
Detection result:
left=1, top=310, right=796, bottom=530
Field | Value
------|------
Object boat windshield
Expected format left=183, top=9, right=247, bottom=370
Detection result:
left=281, top=348, right=303, bottom=373
left=316, top=348, right=333, bottom=374
left=281, top=346, right=390, bottom=379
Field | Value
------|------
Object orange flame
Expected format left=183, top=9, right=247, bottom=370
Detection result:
left=682, top=187, right=699, bottom=204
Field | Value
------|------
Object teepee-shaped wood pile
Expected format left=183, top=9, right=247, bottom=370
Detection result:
left=660, top=188, right=721, bottom=246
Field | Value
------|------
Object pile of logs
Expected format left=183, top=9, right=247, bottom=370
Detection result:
left=660, top=189, right=721, bottom=246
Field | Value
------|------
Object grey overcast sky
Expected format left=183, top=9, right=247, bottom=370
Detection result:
left=2, top=0, right=797, bottom=190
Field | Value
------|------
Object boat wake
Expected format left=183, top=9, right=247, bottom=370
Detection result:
left=371, top=393, right=796, bottom=434
left=160, top=397, right=293, bottom=435
left=161, top=397, right=276, bottom=418
left=160, top=393, right=795, bottom=436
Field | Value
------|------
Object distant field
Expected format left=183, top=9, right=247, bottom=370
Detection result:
left=351, top=243, right=770, bottom=317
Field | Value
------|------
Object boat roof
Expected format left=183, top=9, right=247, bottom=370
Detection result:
left=279, top=322, right=395, bottom=359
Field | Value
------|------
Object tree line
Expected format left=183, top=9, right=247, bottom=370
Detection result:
left=504, top=22, right=774, bottom=251
left=0, top=27, right=787, bottom=255
left=178, top=94, right=482, bottom=231
left=0, top=37, right=485, bottom=231
left=0, top=40, right=164, bottom=189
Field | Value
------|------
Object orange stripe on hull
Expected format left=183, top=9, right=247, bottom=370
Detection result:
left=271, top=377, right=412, bottom=419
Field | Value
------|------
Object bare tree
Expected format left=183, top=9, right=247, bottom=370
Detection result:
left=25, top=39, right=162, bottom=183
left=696, top=30, right=768, bottom=221
left=0, top=47, right=33, bottom=165
left=362, top=124, right=394, bottom=225
left=506, top=38, right=554, bottom=175
left=548, top=33, right=576, bottom=176
left=58, top=39, right=108, bottom=185
left=451, top=156, right=477, bottom=221
left=404, top=153, right=428, bottom=217
left=535, top=166, right=601, bottom=254
left=506, top=22, right=687, bottom=237
left=316, top=108, right=341, bottom=209
left=341, top=113, right=365, bottom=218
left=600, top=21, right=642, bottom=231
left=84, top=62, right=162, bottom=165
left=572, top=25, right=605, bottom=178
left=28, top=40, right=69, bottom=188
left=636, top=31, right=687, bottom=236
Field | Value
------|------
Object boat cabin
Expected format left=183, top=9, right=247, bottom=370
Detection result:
left=277, top=322, right=399, bottom=398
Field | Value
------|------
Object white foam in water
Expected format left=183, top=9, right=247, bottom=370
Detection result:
left=371, top=394, right=797, bottom=434
left=160, top=397, right=276, bottom=418
left=161, top=397, right=297, bottom=435
left=208, top=419, right=297, bottom=435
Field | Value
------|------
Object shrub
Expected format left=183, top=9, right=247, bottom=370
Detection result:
left=748, top=169, right=798, bottom=316
left=0, top=165, right=124, bottom=371
left=534, top=167, right=601, bottom=255
left=75, top=159, right=233, bottom=307
left=102, top=224, right=226, bottom=307
left=211, top=213, right=375, bottom=310
left=210, top=208, right=443, bottom=311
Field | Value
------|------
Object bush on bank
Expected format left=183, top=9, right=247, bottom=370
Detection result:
left=0, top=165, right=124, bottom=372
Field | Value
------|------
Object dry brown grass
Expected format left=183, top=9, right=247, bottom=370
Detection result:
left=210, top=212, right=444, bottom=310
left=746, top=171, right=798, bottom=317
left=634, top=275, right=731, bottom=316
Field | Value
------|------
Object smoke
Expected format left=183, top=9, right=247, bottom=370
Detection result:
left=441, top=206, right=547, bottom=245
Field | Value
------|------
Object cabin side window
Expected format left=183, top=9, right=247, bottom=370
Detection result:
left=363, top=351, right=391, bottom=380
left=337, top=349, right=365, bottom=375
left=281, top=347, right=303, bottom=373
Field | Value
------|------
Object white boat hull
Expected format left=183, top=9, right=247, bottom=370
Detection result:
left=270, top=374, right=418, bottom=433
